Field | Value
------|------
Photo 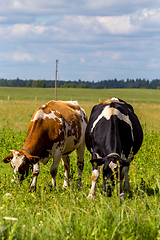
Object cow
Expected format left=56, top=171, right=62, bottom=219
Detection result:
left=85, top=97, right=143, bottom=198
left=3, top=100, right=88, bottom=191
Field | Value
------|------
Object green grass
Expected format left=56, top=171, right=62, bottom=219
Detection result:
left=0, top=88, right=160, bottom=239
left=0, top=128, right=160, bottom=239
left=0, top=87, right=160, bottom=103
left=1, top=100, right=160, bottom=132
left=1, top=87, right=160, bottom=132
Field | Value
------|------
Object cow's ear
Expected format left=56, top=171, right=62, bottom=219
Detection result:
left=28, top=156, right=40, bottom=164
left=120, top=156, right=134, bottom=166
left=3, top=154, right=13, bottom=163
left=90, top=158, right=105, bottom=166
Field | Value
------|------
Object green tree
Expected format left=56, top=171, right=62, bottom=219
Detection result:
left=32, top=80, right=46, bottom=88
left=26, top=81, right=31, bottom=87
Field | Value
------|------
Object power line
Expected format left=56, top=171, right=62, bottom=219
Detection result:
left=60, top=62, right=160, bottom=72
left=0, top=62, right=54, bottom=67
left=0, top=61, right=160, bottom=72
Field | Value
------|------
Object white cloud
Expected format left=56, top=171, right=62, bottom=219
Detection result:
left=1, top=0, right=160, bottom=81
left=12, top=51, right=33, bottom=61
left=80, top=58, right=86, bottom=63
left=0, top=0, right=159, bottom=18
left=0, top=50, right=33, bottom=62
left=139, top=8, right=157, bottom=20
left=96, top=15, right=138, bottom=34
left=147, top=58, right=160, bottom=68
left=12, top=1, right=22, bottom=9
left=0, top=24, right=53, bottom=42
left=131, top=8, right=160, bottom=29
left=0, top=16, right=7, bottom=22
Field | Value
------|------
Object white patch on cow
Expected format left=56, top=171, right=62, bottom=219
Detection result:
left=57, top=100, right=87, bottom=126
left=10, top=150, right=25, bottom=174
left=93, top=169, right=99, bottom=179
left=31, top=109, right=44, bottom=121
left=109, top=161, right=117, bottom=171
left=10, top=150, right=19, bottom=155
left=88, top=168, right=100, bottom=198
left=91, top=105, right=134, bottom=141
left=31, top=109, right=62, bottom=124
left=30, top=175, right=37, bottom=187
left=75, top=109, right=81, bottom=116
left=111, top=97, right=119, bottom=101
left=11, top=175, right=16, bottom=183
left=76, top=108, right=87, bottom=125
left=59, top=100, right=79, bottom=105
left=60, top=100, right=87, bottom=117
left=95, top=153, right=101, bottom=159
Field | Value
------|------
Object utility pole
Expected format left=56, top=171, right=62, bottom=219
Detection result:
left=55, top=60, right=58, bottom=101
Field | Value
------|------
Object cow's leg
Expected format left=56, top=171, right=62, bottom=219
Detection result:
left=103, top=173, right=112, bottom=196
left=29, top=163, right=40, bottom=192
left=50, top=151, right=62, bottom=187
left=102, top=174, right=106, bottom=192
left=61, top=155, right=70, bottom=188
left=88, top=165, right=99, bottom=199
left=103, top=175, right=112, bottom=196
left=76, top=142, right=85, bottom=187
left=120, top=168, right=125, bottom=193
left=11, top=174, right=19, bottom=183
left=123, top=166, right=130, bottom=191
left=120, top=166, right=130, bottom=192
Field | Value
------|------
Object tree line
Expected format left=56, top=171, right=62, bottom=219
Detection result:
left=1, top=78, right=160, bottom=89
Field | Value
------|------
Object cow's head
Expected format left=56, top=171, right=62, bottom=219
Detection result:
left=91, top=154, right=133, bottom=195
left=3, top=150, right=40, bottom=182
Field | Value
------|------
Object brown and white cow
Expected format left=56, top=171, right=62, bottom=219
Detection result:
left=3, top=100, right=88, bottom=191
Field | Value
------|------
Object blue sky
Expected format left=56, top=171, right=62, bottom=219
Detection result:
left=0, top=0, right=160, bottom=81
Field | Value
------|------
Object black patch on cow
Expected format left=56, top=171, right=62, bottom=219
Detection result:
left=62, top=150, right=72, bottom=156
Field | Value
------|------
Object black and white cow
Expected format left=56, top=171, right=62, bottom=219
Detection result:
left=85, top=97, right=143, bottom=198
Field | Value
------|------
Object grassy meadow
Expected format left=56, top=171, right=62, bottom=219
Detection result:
left=0, top=87, right=160, bottom=239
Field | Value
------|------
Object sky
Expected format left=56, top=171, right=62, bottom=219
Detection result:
left=1, top=0, right=160, bottom=82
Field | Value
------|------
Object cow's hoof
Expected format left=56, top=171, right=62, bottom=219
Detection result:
left=87, top=193, right=93, bottom=199
left=63, top=184, right=68, bottom=188
left=77, top=182, right=82, bottom=188
left=29, top=186, right=36, bottom=192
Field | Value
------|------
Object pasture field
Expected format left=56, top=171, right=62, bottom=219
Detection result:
left=1, top=87, right=160, bottom=132
left=0, top=87, right=160, bottom=103
left=0, top=88, right=160, bottom=239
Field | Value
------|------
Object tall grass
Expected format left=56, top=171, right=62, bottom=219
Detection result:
left=1, top=100, right=160, bottom=132
left=0, top=127, right=160, bottom=239
left=0, top=87, right=160, bottom=103
left=0, top=88, right=160, bottom=239
left=1, top=87, right=160, bottom=132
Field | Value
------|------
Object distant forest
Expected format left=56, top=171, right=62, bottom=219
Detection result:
left=1, top=78, right=160, bottom=89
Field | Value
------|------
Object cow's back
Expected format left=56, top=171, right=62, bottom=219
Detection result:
left=26, top=100, right=87, bottom=156
left=85, top=98, right=143, bottom=159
